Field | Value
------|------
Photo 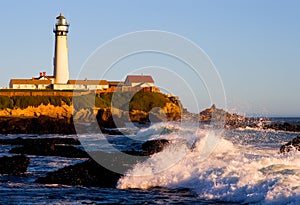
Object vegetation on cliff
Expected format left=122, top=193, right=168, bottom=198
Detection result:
left=73, top=91, right=174, bottom=112
left=0, top=95, right=71, bottom=109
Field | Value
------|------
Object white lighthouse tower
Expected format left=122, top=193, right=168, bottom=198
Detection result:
left=53, top=13, right=70, bottom=84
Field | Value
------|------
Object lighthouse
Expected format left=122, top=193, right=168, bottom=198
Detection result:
left=53, top=13, right=70, bottom=84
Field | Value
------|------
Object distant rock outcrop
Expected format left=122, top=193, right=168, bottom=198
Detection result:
left=199, top=104, right=260, bottom=129
left=280, top=136, right=300, bottom=153
left=264, top=123, right=300, bottom=132
left=0, top=155, right=30, bottom=175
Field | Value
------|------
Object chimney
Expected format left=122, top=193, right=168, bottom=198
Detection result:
left=40, top=72, right=43, bottom=77
left=43, top=72, right=46, bottom=77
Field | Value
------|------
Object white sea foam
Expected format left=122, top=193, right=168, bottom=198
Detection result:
left=117, top=123, right=300, bottom=204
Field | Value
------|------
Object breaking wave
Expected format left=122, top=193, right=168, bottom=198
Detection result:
left=117, top=122, right=300, bottom=204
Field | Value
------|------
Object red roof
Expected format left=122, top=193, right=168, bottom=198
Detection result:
left=125, top=75, right=154, bottom=84
left=10, top=79, right=52, bottom=85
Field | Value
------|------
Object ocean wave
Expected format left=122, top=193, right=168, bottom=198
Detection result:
left=117, top=123, right=300, bottom=204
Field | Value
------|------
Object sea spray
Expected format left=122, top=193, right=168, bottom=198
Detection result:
left=117, top=124, right=223, bottom=189
left=117, top=123, right=300, bottom=204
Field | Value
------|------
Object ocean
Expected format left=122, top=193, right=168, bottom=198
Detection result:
left=1, top=118, right=300, bottom=204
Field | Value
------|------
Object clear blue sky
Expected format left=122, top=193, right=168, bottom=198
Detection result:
left=0, top=0, right=299, bottom=116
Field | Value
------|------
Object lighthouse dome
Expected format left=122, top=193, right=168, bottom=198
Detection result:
left=55, top=13, right=68, bottom=26
left=56, top=13, right=66, bottom=19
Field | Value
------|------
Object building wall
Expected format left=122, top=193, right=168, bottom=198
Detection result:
left=11, top=84, right=52, bottom=89
left=10, top=83, right=109, bottom=91
left=131, top=82, right=154, bottom=87
left=53, top=84, right=74, bottom=90
left=53, top=84, right=109, bottom=90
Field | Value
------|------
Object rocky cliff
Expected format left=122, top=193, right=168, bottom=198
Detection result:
left=0, top=92, right=182, bottom=134
left=1, top=95, right=298, bottom=134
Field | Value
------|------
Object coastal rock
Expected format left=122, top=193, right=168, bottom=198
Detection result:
left=280, top=136, right=300, bottom=153
left=0, top=116, right=76, bottom=134
left=129, top=110, right=149, bottom=124
left=199, top=104, right=265, bottom=129
left=163, top=102, right=181, bottom=121
left=35, top=158, right=123, bottom=187
left=0, top=92, right=182, bottom=134
left=264, top=123, right=300, bottom=132
left=35, top=139, right=170, bottom=187
left=141, top=139, right=169, bottom=155
left=28, top=115, right=75, bottom=134
left=73, top=108, right=96, bottom=123
left=96, top=108, right=131, bottom=132
left=96, top=108, right=119, bottom=129
left=0, top=155, right=30, bottom=175
left=199, top=104, right=224, bottom=122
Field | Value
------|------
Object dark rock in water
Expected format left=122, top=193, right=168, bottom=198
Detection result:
left=0, top=137, right=80, bottom=146
left=0, top=155, right=30, bottom=175
left=141, top=139, right=169, bottom=155
left=35, top=158, right=123, bottom=188
left=9, top=144, right=88, bottom=158
left=280, top=136, right=300, bottom=153
left=35, top=139, right=170, bottom=187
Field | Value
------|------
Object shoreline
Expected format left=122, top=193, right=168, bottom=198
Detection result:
left=0, top=105, right=300, bottom=134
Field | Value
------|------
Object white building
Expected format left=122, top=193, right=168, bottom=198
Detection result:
left=9, top=72, right=53, bottom=89
left=9, top=79, right=52, bottom=90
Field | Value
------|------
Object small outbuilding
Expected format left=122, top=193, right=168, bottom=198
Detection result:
left=124, top=75, right=154, bottom=87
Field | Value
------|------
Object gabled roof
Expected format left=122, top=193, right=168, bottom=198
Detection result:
left=10, top=79, right=52, bottom=85
left=67, top=80, right=108, bottom=85
left=125, top=75, right=154, bottom=84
